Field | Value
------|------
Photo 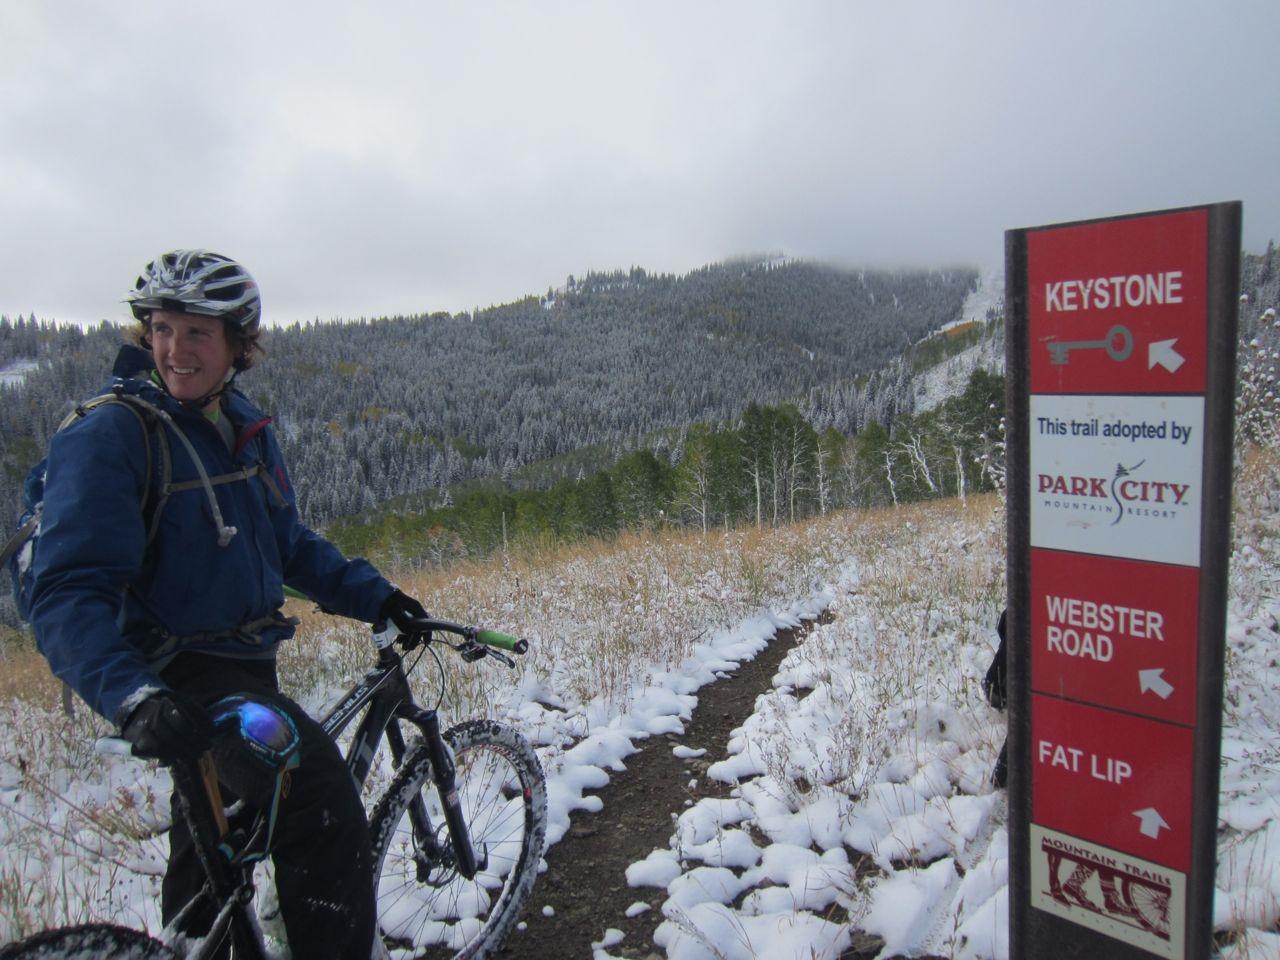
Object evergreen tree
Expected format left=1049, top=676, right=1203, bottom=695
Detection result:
left=611, top=449, right=674, bottom=529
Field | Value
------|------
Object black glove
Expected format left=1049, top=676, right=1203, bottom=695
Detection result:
left=379, top=589, right=430, bottom=633
left=121, top=690, right=216, bottom=764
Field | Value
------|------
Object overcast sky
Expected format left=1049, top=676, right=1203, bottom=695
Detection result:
left=3, top=1, right=1277, bottom=325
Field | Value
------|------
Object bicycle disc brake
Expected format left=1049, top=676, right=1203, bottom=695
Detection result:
left=415, top=823, right=459, bottom=887
left=414, top=826, right=492, bottom=887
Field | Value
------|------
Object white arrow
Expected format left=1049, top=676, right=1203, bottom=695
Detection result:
left=1149, top=339, right=1185, bottom=373
left=1134, top=807, right=1170, bottom=840
left=1139, top=668, right=1175, bottom=700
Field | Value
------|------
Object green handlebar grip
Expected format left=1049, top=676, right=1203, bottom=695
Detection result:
left=476, top=629, right=528, bottom=654
left=283, top=585, right=307, bottom=601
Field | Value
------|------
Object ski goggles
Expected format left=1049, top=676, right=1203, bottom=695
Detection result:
left=208, top=696, right=301, bottom=772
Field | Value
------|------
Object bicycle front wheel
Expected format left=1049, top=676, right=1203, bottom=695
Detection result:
left=0, top=924, right=178, bottom=959
left=369, top=719, right=547, bottom=959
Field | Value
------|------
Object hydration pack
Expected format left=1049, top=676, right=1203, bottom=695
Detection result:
left=2, top=390, right=170, bottom=622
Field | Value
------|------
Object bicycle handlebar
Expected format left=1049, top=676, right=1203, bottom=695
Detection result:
left=476, top=628, right=528, bottom=654
left=400, top=617, right=529, bottom=655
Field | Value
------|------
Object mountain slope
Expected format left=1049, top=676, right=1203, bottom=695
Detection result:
left=1, top=258, right=978, bottom=525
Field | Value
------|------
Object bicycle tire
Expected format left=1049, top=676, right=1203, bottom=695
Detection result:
left=1120, top=875, right=1172, bottom=937
left=369, top=719, right=547, bottom=960
left=0, top=924, right=178, bottom=959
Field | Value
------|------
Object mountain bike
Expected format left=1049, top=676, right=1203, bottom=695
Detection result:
left=0, top=617, right=548, bottom=960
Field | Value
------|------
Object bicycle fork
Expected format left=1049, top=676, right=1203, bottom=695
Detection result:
left=408, top=710, right=479, bottom=881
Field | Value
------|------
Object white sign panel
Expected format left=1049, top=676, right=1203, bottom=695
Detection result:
left=1031, top=824, right=1187, bottom=960
left=1029, top=395, right=1204, bottom=565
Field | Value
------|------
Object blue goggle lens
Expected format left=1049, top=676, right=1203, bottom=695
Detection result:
left=209, top=697, right=300, bottom=767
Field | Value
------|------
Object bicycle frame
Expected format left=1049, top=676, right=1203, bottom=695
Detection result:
left=168, top=627, right=487, bottom=958
left=321, top=643, right=481, bottom=879
left=320, top=645, right=426, bottom=782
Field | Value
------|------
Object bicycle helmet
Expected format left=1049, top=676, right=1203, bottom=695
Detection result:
left=125, top=249, right=262, bottom=333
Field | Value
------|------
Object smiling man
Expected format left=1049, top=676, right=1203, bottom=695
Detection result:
left=27, top=249, right=430, bottom=959
left=148, top=310, right=239, bottom=408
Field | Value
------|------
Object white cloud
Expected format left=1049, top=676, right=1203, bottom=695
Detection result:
left=2, top=0, right=1277, bottom=324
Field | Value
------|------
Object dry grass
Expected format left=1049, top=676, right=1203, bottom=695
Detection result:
left=5, top=497, right=1007, bottom=716
left=0, top=494, right=1007, bottom=943
left=0, top=636, right=65, bottom=709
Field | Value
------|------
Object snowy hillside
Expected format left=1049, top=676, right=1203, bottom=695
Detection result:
left=912, top=264, right=1005, bottom=414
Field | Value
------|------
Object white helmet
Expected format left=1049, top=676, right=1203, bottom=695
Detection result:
left=125, top=250, right=261, bottom=333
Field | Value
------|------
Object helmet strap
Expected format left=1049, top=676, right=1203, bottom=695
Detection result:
left=152, top=364, right=238, bottom=413
left=188, top=367, right=238, bottom=411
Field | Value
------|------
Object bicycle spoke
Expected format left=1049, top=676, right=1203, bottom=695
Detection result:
left=369, top=721, right=546, bottom=959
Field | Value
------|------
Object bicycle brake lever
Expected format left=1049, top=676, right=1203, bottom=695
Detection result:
left=398, top=629, right=431, bottom=652
left=485, top=647, right=517, bottom=669
left=459, top=641, right=487, bottom=663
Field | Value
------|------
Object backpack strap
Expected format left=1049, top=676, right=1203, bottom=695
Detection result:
left=256, top=462, right=289, bottom=509
left=89, top=391, right=281, bottom=547
left=76, top=389, right=238, bottom=549
left=144, top=609, right=302, bottom=669
left=144, top=411, right=173, bottom=547
left=2, top=393, right=164, bottom=570
left=61, top=392, right=165, bottom=521
left=134, top=399, right=239, bottom=547
left=236, top=417, right=289, bottom=509
left=164, top=463, right=264, bottom=495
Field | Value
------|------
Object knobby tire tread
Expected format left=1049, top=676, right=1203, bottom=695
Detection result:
left=0, top=923, right=178, bottom=959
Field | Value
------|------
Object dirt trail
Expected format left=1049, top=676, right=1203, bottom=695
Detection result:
left=495, top=615, right=880, bottom=960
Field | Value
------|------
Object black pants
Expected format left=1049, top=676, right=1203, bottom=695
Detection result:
left=159, top=653, right=374, bottom=960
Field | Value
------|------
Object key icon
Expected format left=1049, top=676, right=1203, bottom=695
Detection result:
left=1047, top=324, right=1134, bottom=366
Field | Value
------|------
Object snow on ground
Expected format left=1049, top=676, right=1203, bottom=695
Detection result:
left=622, top=471, right=1280, bottom=959
left=630, top=508, right=1010, bottom=960
left=911, top=331, right=1003, bottom=414
left=958, top=264, right=1004, bottom=329
left=521, top=596, right=833, bottom=856
left=0, top=523, right=854, bottom=945
left=0, top=359, right=40, bottom=386
left=2, top=462, right=1278, bottom=957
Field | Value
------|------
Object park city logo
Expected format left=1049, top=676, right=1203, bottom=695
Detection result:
left=1110, top=460, right=1144, bottom=526
left=1037, top=459, right=1190, bottom=527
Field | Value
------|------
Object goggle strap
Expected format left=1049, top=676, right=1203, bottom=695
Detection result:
left=261, top=770, right=289, bottom=855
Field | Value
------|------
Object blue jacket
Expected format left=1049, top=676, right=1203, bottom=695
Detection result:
left=30, top=345, right=395, bottom=723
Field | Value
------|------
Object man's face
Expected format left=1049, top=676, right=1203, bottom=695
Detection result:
left=149, top=310, right=236, bottom=408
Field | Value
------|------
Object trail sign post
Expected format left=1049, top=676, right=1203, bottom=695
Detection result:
left=1006, top=203, right=1240, bottom=959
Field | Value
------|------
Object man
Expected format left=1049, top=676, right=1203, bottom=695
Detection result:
left=30, top=249, right=426, bottom=958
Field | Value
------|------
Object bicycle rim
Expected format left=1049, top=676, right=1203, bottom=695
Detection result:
left=369, top=720, right=547, bottom=960
left=0, top=923, right=178, bottom=959
left=1121, top=876, right=1172, bottom=937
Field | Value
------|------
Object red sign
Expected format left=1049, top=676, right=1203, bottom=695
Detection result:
left=1031, top=549, right=1200, bottom=726
left=1013, top=202, right=1239, bottom=960
left=1032, top=694, right=1193, bottom=873
left=1028, top=209, right=1208, bottom=395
